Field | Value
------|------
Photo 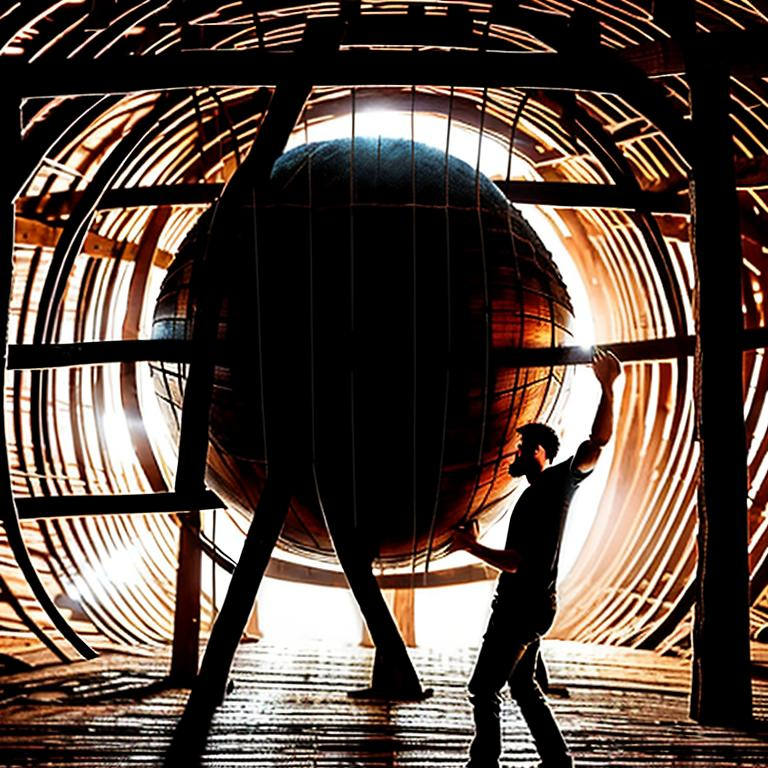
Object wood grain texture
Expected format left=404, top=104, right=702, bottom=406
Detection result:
left=0, top=639, right=766, bottom=767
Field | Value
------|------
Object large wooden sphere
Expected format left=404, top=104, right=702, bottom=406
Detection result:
left=152, top=138, right=574, bottom=565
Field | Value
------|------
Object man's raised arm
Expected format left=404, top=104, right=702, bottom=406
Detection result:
left=573, top=348, right=622, bottom=474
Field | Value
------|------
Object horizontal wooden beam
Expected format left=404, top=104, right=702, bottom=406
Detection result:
left=744, top=326, right=768, bottom=351
left=2, top=50, right=643, bottom=98
left=10, top=331, right=768, bottom=373
left=497, top=329, right=768, bottom=368
left=617, top=29, right=768, bottom=79
left=264, top=557, right=498, bottom=589
left=495, top=336, right=693, bottom=368
left=7, top=339, right=192, bottom=370
left=496, top=180, right=689, bottom=214
left=15, top=490, right=223, bottom=520
left=5, top=32, right=766, bottom=104
left=16, top=216, right=175, bottom=267
left=25, top=180, right=689, bottom=216
left=101, top=184, right=223, bottom=209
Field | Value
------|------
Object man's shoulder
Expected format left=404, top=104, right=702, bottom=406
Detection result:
left=545, top=456, right=591, bottom=481
left=545, top=457, right=576, bottom=475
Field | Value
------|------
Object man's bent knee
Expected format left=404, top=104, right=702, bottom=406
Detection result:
left=508, top=677, right=544, bottom=704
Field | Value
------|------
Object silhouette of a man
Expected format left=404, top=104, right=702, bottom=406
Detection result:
left=452, top=348, right=622, bottom=768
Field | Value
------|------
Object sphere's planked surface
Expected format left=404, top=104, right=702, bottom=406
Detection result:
left=152, top=138, right=573, bottom=564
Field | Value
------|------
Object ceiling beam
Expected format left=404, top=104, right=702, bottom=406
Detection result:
left=15, top=490, right=223, bottom=520
left=1, top=50, right=660, bottom=98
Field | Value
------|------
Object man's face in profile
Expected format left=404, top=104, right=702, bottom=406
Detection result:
left=508, top=436, right=541, bottom=477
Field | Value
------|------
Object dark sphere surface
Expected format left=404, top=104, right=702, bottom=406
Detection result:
left=152, top=138, right=574, bottom=565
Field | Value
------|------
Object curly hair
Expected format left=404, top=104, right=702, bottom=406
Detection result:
left=516, top=423, right=560, bottom=461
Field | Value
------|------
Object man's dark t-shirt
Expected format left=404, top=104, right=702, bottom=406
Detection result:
left=495, top=457, right=591, bottom=610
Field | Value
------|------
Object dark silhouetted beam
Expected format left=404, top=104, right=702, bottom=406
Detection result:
left=2, top=50, right=659, bottom=98
left=495, top=329, right=768, bottom=368
left=171, top=480, right=291, bottom=757
left=173, top=79, right=313, bottom=494
left=102, top=183, right=223, bottom=209
left=36, top=180, right=691, bottom=215
left=688, top=48, right=752, bottom=726
left=617, top=29, right=768, bottom=79
left=171, top=510, right=202, bottom=686
left=7, top=339, right=192, bottom=370
left=494, top=337, right=693, bottom=368
left=15, top=490, right=223, bottom=520
left=12, top=330, right=768, bottom=373
left=496, top=180, right=689, bottom=214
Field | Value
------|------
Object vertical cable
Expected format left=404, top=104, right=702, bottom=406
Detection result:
left=305, top=122, right=321, bottom=505
left=424, top=86, right=455, bottom=575
left=250, top=186, right=268, bottom=471
left=191, top=89, right=207, bottom=182
left=211, top=508, right=218, bottom=621
left=349, top=89, right=358, bottom=532
left=504, top=92, right=530, bottom=495
left=479, top=91, right=530, bottom=515
left=505, top=93, right=528, bottom=187
left=461, top=87, right=491, bottom=526
left=409, top=85, right=419, bottom=581
left=305, top=104, right=317, bottom=517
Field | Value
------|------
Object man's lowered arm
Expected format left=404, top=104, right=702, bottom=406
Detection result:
left=450, top=521, right=520, bottom=573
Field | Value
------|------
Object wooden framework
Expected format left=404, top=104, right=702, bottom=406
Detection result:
left=0, top=0, right=766, bottom=742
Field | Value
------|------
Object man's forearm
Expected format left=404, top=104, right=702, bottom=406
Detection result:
left=466, top=540, right=520, bottom=573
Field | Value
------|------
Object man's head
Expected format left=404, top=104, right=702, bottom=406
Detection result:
left=508, top=423, right=560, bottom=477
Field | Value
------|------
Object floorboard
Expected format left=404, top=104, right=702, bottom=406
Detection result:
left=0, top=639, right=766, bottom=767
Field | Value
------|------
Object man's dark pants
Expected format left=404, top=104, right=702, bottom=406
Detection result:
left=466, top=595, right=572, bottom=767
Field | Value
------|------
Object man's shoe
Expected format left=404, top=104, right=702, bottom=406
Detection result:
left=536, top=758, right=574, bottom=768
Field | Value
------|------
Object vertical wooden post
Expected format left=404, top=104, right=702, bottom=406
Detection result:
left=243, top=601, right=262, bottom=641
left=392, top=588, right=416, bottom=647
left=361, top=587, right=417, bottom=648
left=687, top=46, right=753, bottom=725
left=170, top=511, right=202, bottom=685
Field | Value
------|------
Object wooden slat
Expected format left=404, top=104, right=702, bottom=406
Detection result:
left=0, top=93, right=92, bottom=663
left=15, top=216, right=176, bottom=267
left=493, top=337, right=694, bottom=368
left=7, top=339, right=192, bottom=370
left=15, top=491, right=223, bottom=520
left=101, top=183, right=223, bottom=209
left=496, top=180, right=689, bottom=214
left=496, top=329, right=768, bottom=368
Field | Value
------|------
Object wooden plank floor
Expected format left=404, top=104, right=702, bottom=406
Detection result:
left=0, top=639, right=766, bottom=767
